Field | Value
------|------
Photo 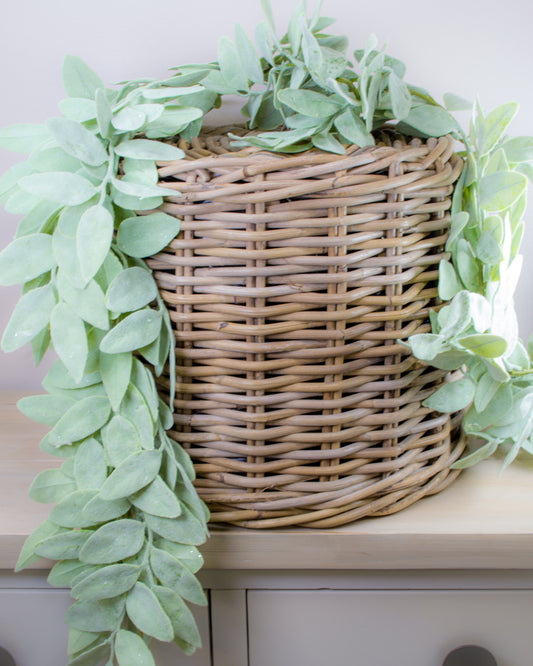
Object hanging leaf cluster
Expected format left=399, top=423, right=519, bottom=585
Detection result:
left=1, top=0, right=533, bottom=664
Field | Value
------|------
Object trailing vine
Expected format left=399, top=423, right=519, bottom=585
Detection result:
left=0, top=1, right=532, bottom=663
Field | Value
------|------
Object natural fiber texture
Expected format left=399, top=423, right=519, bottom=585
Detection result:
left=146, top=129, right=465, bottom=528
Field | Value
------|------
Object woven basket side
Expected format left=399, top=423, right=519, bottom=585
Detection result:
left=147, top=131, right=465, bottom=528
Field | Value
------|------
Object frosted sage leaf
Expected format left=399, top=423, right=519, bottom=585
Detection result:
left=83, top=494, right=130, bottom=522
left=95, top=88, right=112, bottom=138
left=311, top=131, right=345, bottom=154
left=218, top=36, right=249, bottom=92
left=155, top=539, right=204, bottom=574
left=29, top=468, right=76, bottom=503
left=114, top=139, right=185, bottom=161
left=443, top=92, right=473, bottom=111
left=278, top=88, right=342, bottom=118
left=99, top=449, right=162, bottom=500
left=423, top=377, right=475, bottom=413
left=150, top=547, right=206, bottom=605
left=99, top=309, right=162, bottom=354
left=50, top=304, right=89, bottom=383
left=100, top=352, right=132, bottom=411
left=58, top=97, right=97, bottom=123
left=154, top=586, right=202, bottom=649
left=451, top=439, right=499, bottom=469
left=437, top=291, right=471, bottom=339
left=0, top=123, right=49, bottom=152
left=105, top=267, right=158, bottom=313
left=144, top=106, right=204, bottom=138
left=16, top=520, right=66, bottom=571
left=503, top=136, right=533, bottom=163
left=402, top=104, right=458, bottom=136
left=50, top=489, right=99, bottom=528
left=476, top=229, right=503, bottom=265
left=53, top=205, right=89, bottom=288
left=131, top=478, right=182, bottom=518
left=0, top=233, right=55, bottom=285
left=468, top=292, right=492, bottom=334
left=1, top=283, right=56, bottom=352
left=111, top=177, right=174, bottom=200
left=44, top=358, right=101, bottom=391
left=48, top=561, right=97, bottom=588
left=407, top=333, right=447, bottom=361
left=47, top=118, right=107, bottom=167
left=74, top=439, right=108, bottom=490
left=115, top=629, right=156, bottom=666
left=19, top=172, right=96, bottom=205
left=122, top=157, right=158, bottom=185
left=116, top=212, right=180, bottom=258
left=63, top=55, right=104, bottom=100
left=35, top=530, right=92, bottom=560
left=102, top=415, right=141, bottom=467
left=131, top=359, right=159, bottom=420
left=126, top=582, right=174, bottom=642
left=235, top=24, right=264, bottom=84
left=118, top=382, right=156, bottom=449
left=68, top=640, right=110, bottom=666
left=76, top=205, right=114, bottom=283
left=112, top=106, right=146, bottom=132
left=145, top=505, right=207, bottom=545
left=388, top=71, right=411, bottom=119
left=18, top=393, right=75, bottom=426
left=456, top=239, right=481, bottom=292
left=479, top=171, right=527, bottom=211
left=79, top=519, right=145, bottom=564
left=65, top=597, right=125, bottom=633
left=72, top=564, right=140, bottom=601
left=333, top=109, right=373, bottom=147
left=474, top=372, right=501, bottom=413
left=48, top=396, right=111, bottom=446
left=478, top=102, right=519, bottom=156
left=458, top=334, right=508, bottom=358
left=30, top=146, right=82, bottom=174
left=56, top=272, right=109, bottom=331
left=437, top=260, right=462, bottom=300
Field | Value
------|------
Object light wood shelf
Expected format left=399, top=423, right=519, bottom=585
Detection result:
left=2, top=390, right=533, bottom=571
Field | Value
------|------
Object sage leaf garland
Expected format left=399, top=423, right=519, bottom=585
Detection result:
left=2, top=3, right=533, bottom=665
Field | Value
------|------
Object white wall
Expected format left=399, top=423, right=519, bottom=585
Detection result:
left=1, top=0, right=532, bottom=389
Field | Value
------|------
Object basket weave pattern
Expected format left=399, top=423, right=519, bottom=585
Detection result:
left=147, top=131, right=465, bottom=528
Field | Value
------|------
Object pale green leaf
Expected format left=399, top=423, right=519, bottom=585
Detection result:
left=112, top=107, right=146, bottom=132
left=56, top=272, right=109, bottom=331
left=19, top=172, right=96, bottom=206
left=115, top=629, right=155, bottom=666
left=101, top=415, right=141, bottom=467
left=126, top=582, right=174, bottom=642
left=217, top=36, right=249, bottom=92
left=99, top=450, right=162, bottom=500
left=100, top=352, right=132, bottom=411
left=49, top=561, right=98, bottom=588
left=311, top=131, right=345, bottom=154
left=479, top=171, right=527, bottom=211
left=144, top=106, right=203, bottom=138
left=474, top=372, right=501, bottom=413
left=35, top=530, right=92, bottom=560
left=63, top=56, right=104, bottom=100
left=131, top=478, right=182, bottom=518
left=53, top=204, right=90, bottom=288
left=82, top=494, right=130, bottom=522
left=502, top=136, right=533, bottom=163
left=422, top=377, right=475, bottom=413
left=79, top=519, right=145, bottom=564
left=388, top=71, right=411, bottom=120
left=443, top=92, right=473, bottom=112
left=154, top=586, right=202, bottom=648
left=1, top=283, right=56, bottom=352
left=437, top=260, right=462, bottom=300
left=72, top=564, right=140, bottom=601
left=476, top=229, right=503, bottom=265
left=333, top=109, right=373, bottom=147
left=235, top=24, right=264, bottom=84
left=278, top=88, right=342, bottom=118
left=76, top=205, right=114, bottom=283
left=458, top=334, right=508, bottom=358
left=150, top=547, right=206, bottom=605
left=47, top=118, right=107, bottom=167
left=74, top=438, right=108, bottom=490
left=0, top=233, right=55, bottom=286
left=18, top=393, right=75, bottom=426
left=105, top=267, right=158, bottom=313
left=111, top=177, right=174, bottom=200
left=58, top=97, right=97, bottom=123
left=48, top=396, right=111, bottom=446
left=0, top=123, right=49, bottom=152
left=50, top=489, right=99, bottom=528
left=30, top=146, right=82, bottom=173
left=116, top=212, right=180, bottom=258
left=99, top=309, right=162, bottom=354
left=29, top=468, right=76, bottom=503
left=402, top=104, right=458, bottom=136
left=154, top=539, right=204, bottom=574
left=114, top=139, right=185, bottom=161
left=144, top=505, right=207, bottom=546
left=479, top=102, right=519, bottom=156
left=451, top=440, right=499, bottom=469
left=50, top=303, right=89, bottom=383
left=95, top=89, right=112, bottom=138
left=65, top=597, right=125, bottom=633
left=16, top=520, right=66, bottom=571
left=407, top=333, right=447, bottom=361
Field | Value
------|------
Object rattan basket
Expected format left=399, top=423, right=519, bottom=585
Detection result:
left=146, top=128, right=466, bottom=528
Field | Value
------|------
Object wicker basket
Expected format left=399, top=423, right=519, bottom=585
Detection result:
left=146, top=129, right=466, bottom=528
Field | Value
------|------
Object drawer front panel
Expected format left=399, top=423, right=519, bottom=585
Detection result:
left=0, top=589, right=211, bottom=666
left=247, top=590, right=533, bottom=666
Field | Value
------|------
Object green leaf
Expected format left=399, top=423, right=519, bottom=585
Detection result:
left=95, top=89, right=112, bottom=138
left=402, top=104, right=458, bottom=136
left=75, top=438, right=108, bottom=490
left=479, top=171, right=527, bottom=212
left=235, top=24, right=264, bottom=84
left=217, top=36, right=249, bottom=92
left=18, top=393, right=75, bottom=426
left=56, top=272, right=109, bottom=331
left=1, top=283, right=56, bottom=352
left=112, top=106, right=146, bottom=132
left=105, top=267, right=158, bottom=313
left=502, top=136, right=533, bottom=163
left=44, top=358, right=101, bottom=392
left=388, top=71, right=411, bottom=120
left=68, top=641, right=110, bottom=665
left=99, top=309, right=162, bottom=354
left=79, top=519, right=145, bottom=564
left=144, top=106, right=203, bottom=138
left=458, top=334, right=508, bottom=358
left=154, top=539, right=204, bottom=574
left=476, top=229, right=503, bottom=265
left=131, top=478, right=182, bottom=518
left=407, top=333, right=448, bottom=361
left=53, top=204, right=90, bottom=288
left=30, top=146, right=82, bottom=174
left=154, top=586, right=202, bottom=649
left=50, top=489, right=99, bottom=528
left=443, top=92, right=472, bottom=111
left=451, top=440, right=499, bottom=469
left=49, top=561, right=97, bottom=588
left=277, top=88, right=342, bottom=118
left=150, top=547, right=206, bottom=606
left=29, top=468, right=76, bottom=503
left=72, top=564, right=140, bottom=601
left=115, top=629, right=155, bottom=666
left=0, top=233, right=55, bottom=286
left=114, top=139, right=185, bottom=161
left=58, top=98, right=97, bottom=123
left=50, top=304, right=89, bottom=383
left=437, top=260, right=462, bottom=300
left=474, top=372, right=501, bottom=413
left=456, top=239, right=481, bottom=292
left=63, top=56, right=105, bottom=100
left=111, top=177, right=174, bottom=200
left=99, top=450, right=162, bottom=500
left=145, top=505, right=207, bottom=546
left=82, top=494, right=130, bottom=522
left=422, top=377, right=475, bottom=413
left=47, top=118, right=108, bottom=167
left=333, top=109, right=373, bottom=147
left=116, top=212, right=180, bottom=258
left=122, top=158, right=158, bottom=185
left=101, top=415, right=141, bottom=466
left=100, top=352, right=132, bottom=411
left=48, top=396, right=111, bottom=446
left=478, top=102, right=519, bottom=156
left=65, top=597, right=125, bottom=633
left=0, top=123, right=49, bottom=152
left=19, top=172, right=96, bottom=206
left=311, top=131, right=345, bottom=154
left=126, top=582, right=174, bottom=642
left=76, top=205, right=114, bottom=283
left=16, top=520, right=66, bottom=571
left=35, top=530, right=92, bottom=560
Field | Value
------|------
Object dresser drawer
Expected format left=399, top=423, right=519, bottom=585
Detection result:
left=247, top=589, right=533, bottom=666
left=0, top=587, right=211, bottom=666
